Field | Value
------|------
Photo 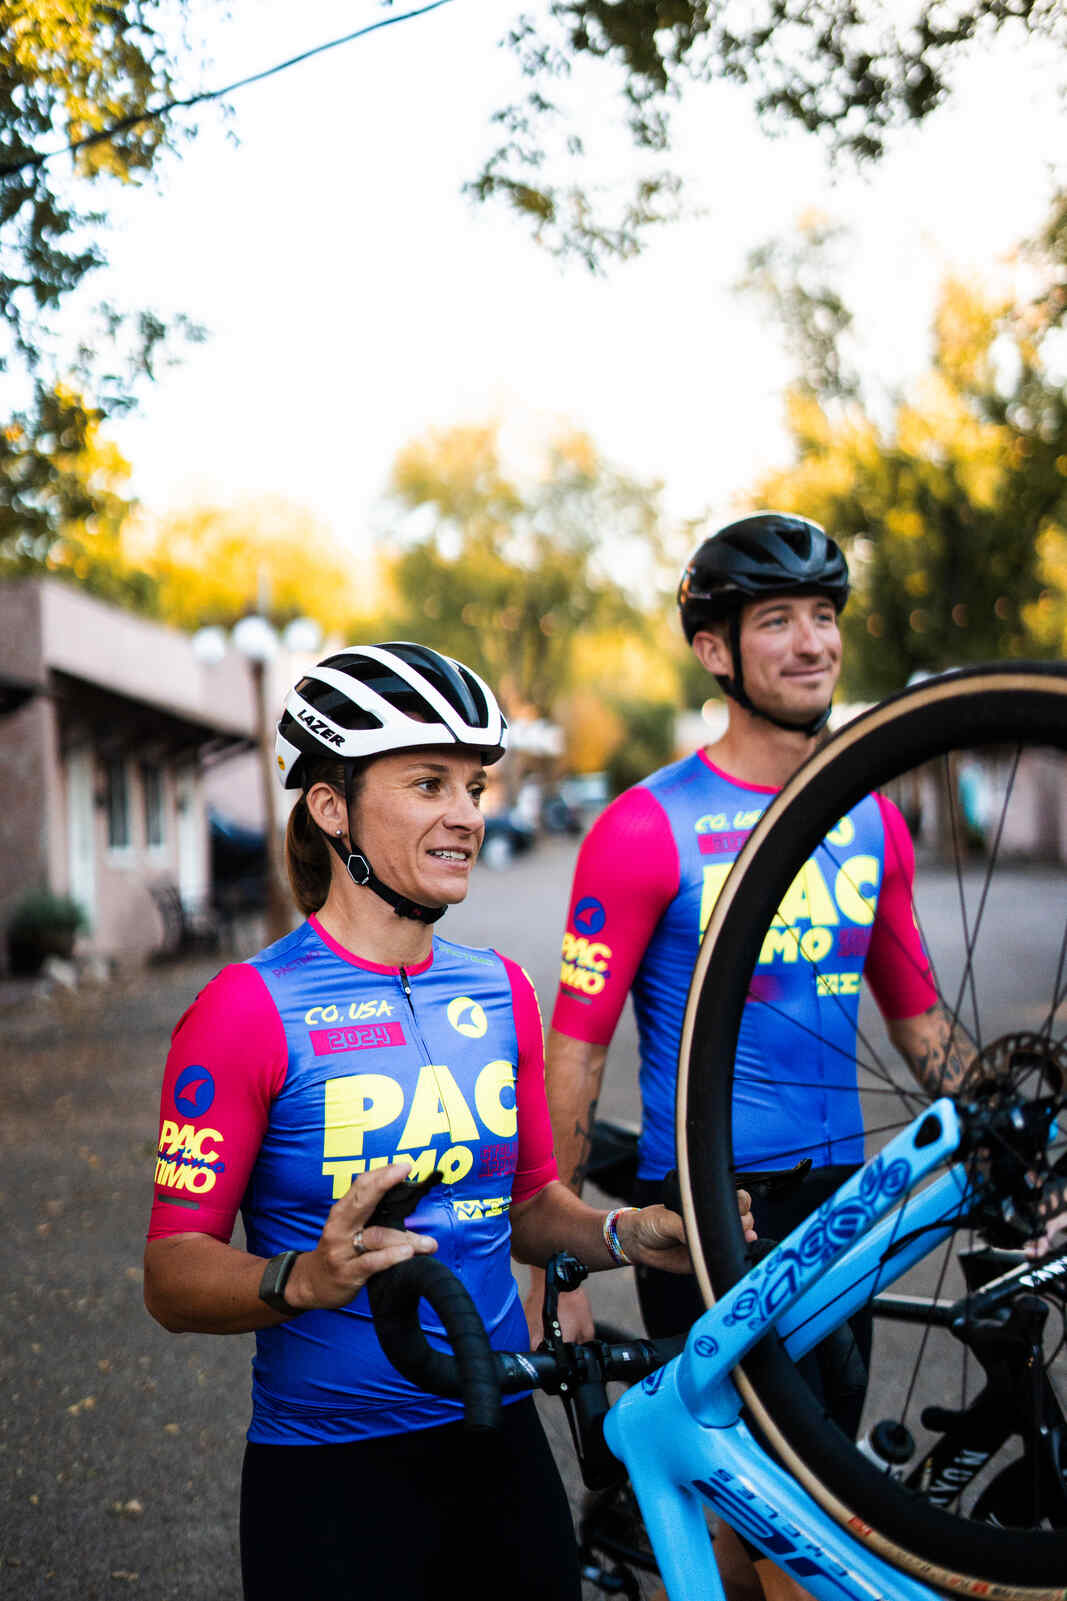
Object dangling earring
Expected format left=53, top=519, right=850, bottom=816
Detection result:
left=336, top=829, right=343, bottom=836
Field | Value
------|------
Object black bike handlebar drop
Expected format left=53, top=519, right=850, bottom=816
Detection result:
left=367, top=1240, right=683, bottom=1484
left=366, top=1255, right=503, bottom=1432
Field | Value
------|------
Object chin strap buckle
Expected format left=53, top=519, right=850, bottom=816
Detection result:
left=345, top=853, right=372, bottom=887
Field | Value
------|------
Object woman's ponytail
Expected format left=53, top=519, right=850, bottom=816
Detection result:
left=283, top=758, right=366, bottom=915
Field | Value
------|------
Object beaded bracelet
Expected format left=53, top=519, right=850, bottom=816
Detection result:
left=603, top=1206, right=639, bottom=1266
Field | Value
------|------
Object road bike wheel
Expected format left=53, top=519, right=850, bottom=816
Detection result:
left=677, top=664, right=1067, bottom=1599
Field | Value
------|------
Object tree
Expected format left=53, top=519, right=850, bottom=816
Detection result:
left=743, top=197, right=1067, bottom=697
left=0, top=2, right=204, bottom=565
left=0, top=1, right=199, bottom=369
left=127, top=496, right=378, bottom=636
left=384, top=422, right=678, bottom=722
left=0, top=381, right=157, bottom=609
left=473, top=3, right=1067, bottom=268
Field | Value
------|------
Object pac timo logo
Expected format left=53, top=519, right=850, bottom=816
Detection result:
left=561, top=898, right=612, bottom=997
left=174, top=1064, right=215, bottom=1118
left=156, top=1064, right=225, bottom=1199
left=447, top=997, right=488, bottom=1038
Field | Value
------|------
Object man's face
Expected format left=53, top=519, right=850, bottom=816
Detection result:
left=735, top=592, right=842, bottom=721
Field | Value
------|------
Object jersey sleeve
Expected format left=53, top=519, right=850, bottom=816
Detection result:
left=549, top=787, right=680, bottom=1046
left=866, top=796, right=939, bottom=1020
left=498, top=953, right=558, bottom=1206
left=146, top=963, right=289, bottom=1242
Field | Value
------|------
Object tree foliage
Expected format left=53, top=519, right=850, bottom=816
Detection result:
left=0, top=0, right=195, bottom=369
left=747, top=195, right=1067, bottom=696
left=474, top=2, right=1067, bottom=268
left=127, top=496, right=376, bottom=635
left=0, top=382, right=157, bottom=608
left=384, top=422, right=677, bottom=719
left=0, top=2, right=205, bottom=566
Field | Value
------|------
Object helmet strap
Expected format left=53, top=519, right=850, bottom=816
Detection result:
left=324, top=762, right=447, bottom=925
left=720, top=611, right=833, bottom=738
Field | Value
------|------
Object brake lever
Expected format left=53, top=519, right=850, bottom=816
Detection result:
left=539, top=1250, right=625, bottom=1492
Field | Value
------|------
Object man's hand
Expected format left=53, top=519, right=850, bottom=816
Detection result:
left=618, top=1188, right=755, bottom=1276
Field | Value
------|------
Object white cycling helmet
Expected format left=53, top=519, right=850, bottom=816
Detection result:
left=275, top=642, right=508, bottom=925
left=276, top=641, right=508, bottom=791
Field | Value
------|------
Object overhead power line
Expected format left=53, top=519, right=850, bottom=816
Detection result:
left=0, top=0, right=454, bottom=183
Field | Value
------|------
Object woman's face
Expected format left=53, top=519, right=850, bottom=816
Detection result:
left=352, top=748, right=488, bottom=906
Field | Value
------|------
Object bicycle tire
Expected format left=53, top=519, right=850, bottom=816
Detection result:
left=677, top=664, right=1067, bottom=1598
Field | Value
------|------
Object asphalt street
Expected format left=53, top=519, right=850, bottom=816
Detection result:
left=2, top=833, right=1064, bottom=1599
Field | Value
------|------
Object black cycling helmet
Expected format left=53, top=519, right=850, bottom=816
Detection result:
left=677, top=513, right=849, bottom=736
left=276, top=642, right=508, bottom=924
left=677, top=512, right=849, bottom=643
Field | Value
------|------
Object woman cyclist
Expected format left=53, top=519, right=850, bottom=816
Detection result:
left=143, top=642, right=751, bottom=1601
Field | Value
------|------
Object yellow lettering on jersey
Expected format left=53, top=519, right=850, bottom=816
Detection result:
left=397, top=1065, right=479, bottom=1151
left=825, top=816, right=855, bottom=847
left=699, top=863, right=733, bottom=935
left=402, top=1148, right=442, bottom=1183
left=437, top=1145, right=474, bottom=1184
left=773, top=860, right=838, bottom=928
left=158, top=1121, right=223, bottom=1161
left=154, top=1157, right=217, bottom=1194
left=322, top=1143, right=478, bottom=1198
left=323, top=1074, right=405, bottom=1159
left=816, top=972, right=862, bottom=997
left=835, top=855, right=880, bottom=925
left=560, top=934, right=612, bottom=971
left=322, top=1159, right=362, bottom=1195
left=799, top=926, right=834, bottom=964
left=560, top=961, right=606, bottom=996
left=759, top=926, right=801, bottom=964
left=475, top=1060, right=518, bottom=1139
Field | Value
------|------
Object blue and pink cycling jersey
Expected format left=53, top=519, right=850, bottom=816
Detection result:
left=551, top=752, right=937, bottom=1181
left=147, top=918, right=557, bottom=1444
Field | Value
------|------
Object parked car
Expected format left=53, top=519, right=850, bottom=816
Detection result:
left=479, top=811, right=536, bottom=869
left=541, top=789, right=583, bottom=836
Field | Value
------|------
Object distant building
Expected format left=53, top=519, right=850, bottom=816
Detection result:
left=0, top=579, right=262, bottom=969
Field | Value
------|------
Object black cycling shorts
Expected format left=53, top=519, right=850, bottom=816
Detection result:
left=240, top=1396, right=580, bottom=1601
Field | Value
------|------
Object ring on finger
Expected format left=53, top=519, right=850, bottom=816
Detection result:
left=353, top=1228, right=367, bottom=1256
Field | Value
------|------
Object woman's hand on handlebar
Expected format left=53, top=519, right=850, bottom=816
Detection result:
left=286, top=1162, right=437, bottom=1312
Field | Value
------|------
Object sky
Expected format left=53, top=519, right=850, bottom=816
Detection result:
left=91, top=0, right=1067, bottom=554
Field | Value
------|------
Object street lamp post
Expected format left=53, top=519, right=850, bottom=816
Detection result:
left=194, top=614, right=321, bottom=948
left=231, top=616, right=290, bottom=946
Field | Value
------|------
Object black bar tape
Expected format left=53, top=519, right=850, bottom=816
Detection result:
left=367, top=1256, right=501, bottom=1431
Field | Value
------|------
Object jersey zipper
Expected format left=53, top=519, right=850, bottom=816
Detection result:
left=397, top=965, right=457, bottom=1268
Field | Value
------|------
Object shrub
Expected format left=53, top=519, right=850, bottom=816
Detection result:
left=6, top=890, right=86, bottom=976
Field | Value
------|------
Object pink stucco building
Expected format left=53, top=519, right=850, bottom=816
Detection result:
left=0, top=579, right=275, bottom=969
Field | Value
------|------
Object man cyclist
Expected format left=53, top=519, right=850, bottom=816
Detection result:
left=528, top=512, right=976, bottom=1601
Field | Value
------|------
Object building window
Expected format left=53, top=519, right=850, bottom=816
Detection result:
left=105, top=758, right=130, bottom=849
left=142, top=764, right=165, bottom=848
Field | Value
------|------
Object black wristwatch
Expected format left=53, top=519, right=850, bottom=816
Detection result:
left=258, top=1250, right=303, bottom=1316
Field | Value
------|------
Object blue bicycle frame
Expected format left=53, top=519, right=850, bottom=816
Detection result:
left=604, top=1099, right=970, bottom=1601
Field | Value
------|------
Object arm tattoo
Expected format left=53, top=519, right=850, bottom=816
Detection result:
left=904, top=1005, right=977, bottom=1098
left=568, top=1097, right=598, bottom=1191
